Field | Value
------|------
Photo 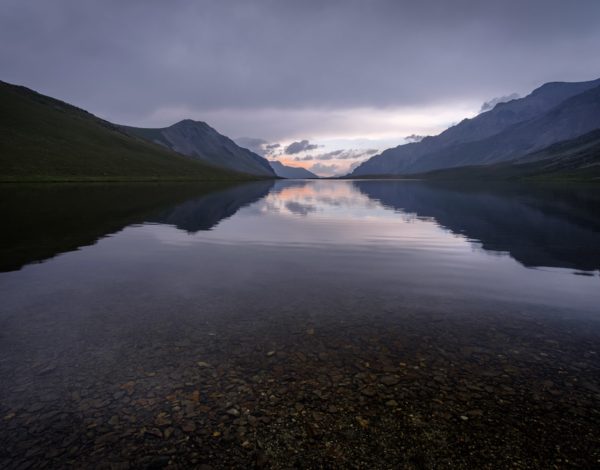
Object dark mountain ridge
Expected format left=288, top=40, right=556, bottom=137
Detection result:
left=404, top=128, right=600, bottom=181
left=122, top=120, right=276, bottom=177
left=351, top=78, right=600, bottom=176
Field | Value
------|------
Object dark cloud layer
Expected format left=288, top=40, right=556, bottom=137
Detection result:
left=285, top=140, right=320, bottom=154
left=405, top=134, right=426, bottom=143
left=1, top=0, right=599, bottom=135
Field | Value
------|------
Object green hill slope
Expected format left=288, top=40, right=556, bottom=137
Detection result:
left=412, top=129, right=600, bottom=181
left=0, top=81, right=250, bottom=182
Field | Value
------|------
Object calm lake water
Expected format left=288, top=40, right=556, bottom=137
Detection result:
left=1, top=180, right=599, bottom=469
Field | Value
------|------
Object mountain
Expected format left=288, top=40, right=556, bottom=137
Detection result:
left=351, top=78, right=600, bottom=176
left=269, top=160, right=318, bottom=178
left=0, top=81, right=248, bottom=182
left=416, top=128, right=600, bottom=181
left=122, top=120, right=275, bottom=177
left=515, top=127, right=600, bottom=166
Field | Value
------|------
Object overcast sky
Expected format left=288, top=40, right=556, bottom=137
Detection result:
left=2, top=0, right=600, bottom=175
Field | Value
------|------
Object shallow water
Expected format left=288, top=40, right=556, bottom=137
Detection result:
left=1, top=180, right=599, bottom=468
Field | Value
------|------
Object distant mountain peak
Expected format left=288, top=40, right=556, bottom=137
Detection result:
left=122, top=119, right=275, bottom=177
left=171, top=119, right=210, bottom=129
left=269, top=160, right=318, bottom=179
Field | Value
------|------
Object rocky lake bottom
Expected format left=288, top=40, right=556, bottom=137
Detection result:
left=1, top=180, right=599, bottom=468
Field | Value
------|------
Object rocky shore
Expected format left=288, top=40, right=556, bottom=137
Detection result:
left=1, top=301, right=599, bottom=469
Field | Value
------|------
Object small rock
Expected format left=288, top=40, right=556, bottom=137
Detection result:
left=181, top=422, right=196, bottom=433
left=120, top=381, right=136, bottom=395
left=145, top=428, right=163, bottom=438
left=356, top=416, right=369, bottom=429
left=361, top=388, right=377, bottom=397
left=380, top=376, right=400, bottom=387
left=155, top=412, right=171, bottom=426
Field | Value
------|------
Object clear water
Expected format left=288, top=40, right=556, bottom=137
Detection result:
left=1, top=180, right=599, bottom=468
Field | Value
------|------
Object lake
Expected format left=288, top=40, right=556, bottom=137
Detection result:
left=1, top=180, right=599, bottom=468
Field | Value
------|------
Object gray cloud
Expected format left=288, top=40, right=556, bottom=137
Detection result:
left=234, top=137, right=269, bottom=155
left=309, top=163, right=339, bottom=176
left=480, top=93, right=520, bottom=113
left=337, top=149, right=378, bottom=159
left=405, top=134, right=425, bottom=143
left=298, top=149, right=379, bottom=161
left=234, top=137, right=281, bottom=156
left=285, top=140, right=320, bottom=154
left=1, top=0, right=599, bottom=140
left=348, top=160, right=363, bottom=172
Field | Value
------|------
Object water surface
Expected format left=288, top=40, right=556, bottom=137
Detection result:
left=1, top=180, right=599, bottom=468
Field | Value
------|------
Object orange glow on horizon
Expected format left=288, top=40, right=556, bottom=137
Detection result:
left=278, top=157, right=312, bottom=170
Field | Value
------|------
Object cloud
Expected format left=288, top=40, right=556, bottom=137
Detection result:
left=285, top=139, right=320, bottom=154
left=234, top=137, right=269, bottom=155
left=349, top=161, right=363, bottom=172
left=335, top=149, right=378, bottom=159
left=234, top=137, right=282, bottom=156
left=309, top=163, right=339, bottom=176
left=479, top=93, right=520, bottom=113
left=405, top=134, right=425, bottom=143
left=2, top=1, right=599, bottom=142
left=297, top=148, right=379, bottom=161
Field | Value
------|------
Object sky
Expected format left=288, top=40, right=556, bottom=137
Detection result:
left=2, top=1, right=600, bottom=176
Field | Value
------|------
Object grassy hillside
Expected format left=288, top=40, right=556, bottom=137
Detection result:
left=0, top=81, right=251, bottom=182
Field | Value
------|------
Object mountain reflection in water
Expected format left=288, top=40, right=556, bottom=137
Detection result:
left=3, top=179, right=598, bottom=274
